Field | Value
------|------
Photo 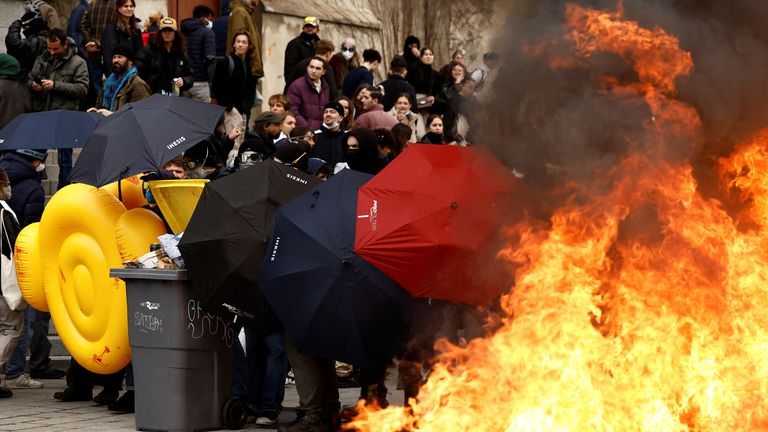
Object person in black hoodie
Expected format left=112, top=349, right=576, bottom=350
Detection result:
left=401, top=35, right=420, bottom=67
left=135, top=17, right=193, bottom=95
left=283, top=16, right=320, bottom=81
left=342, top=128, right=386, bottom=175
left=180, top=5, right=215, bottom=102
left=4, top=12, right=48, bottom=82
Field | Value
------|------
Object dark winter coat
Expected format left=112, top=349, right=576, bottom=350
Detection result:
left=239, top=129, right=276, bottom=159
left=5, top=20, right=48, bottom=81
left=379, top=74, right=417, bottom=112
left=100, top=22, right=143, bottom=67
left=283, top=32, right=318, bottom=79
left=181, top=18, right=216, bottom=82
left=0, top=78, right=31, bottom=128
left=135, top=43, right=194, bottom=95
left=67, top=0, right=89, bottom=57
left=0, top=153, right=44, bottom=228
left=28, top=44, right=89, bottom=112
left=212, top=16, right=229, bottom=56
left=406, top=61, right=441, bottom=97
left=311, top=127, right=346, bottom=165
left=286, top=74, right=330, bottom=130
left=210, top=53, right=255, bottom=114
left=342, top=66, right=373, bottom=98
left=94, top=72, right=151, bottom=111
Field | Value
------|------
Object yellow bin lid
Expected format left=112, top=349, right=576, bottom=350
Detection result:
left=148, top=179, right=209, bottom=234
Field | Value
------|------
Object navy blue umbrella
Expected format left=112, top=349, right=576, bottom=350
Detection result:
left=0, top=110, right=102, bottom=150
left=259, top=170, right=413, bottom=370
left=70, top=94, right=224, bottom=187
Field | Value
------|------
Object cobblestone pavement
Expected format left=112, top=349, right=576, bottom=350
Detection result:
left=0, top=374, right=405, bottom=431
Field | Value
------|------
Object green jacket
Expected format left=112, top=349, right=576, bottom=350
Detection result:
left=226, top=0, right=264, bottom=78
left=28, top=44, right=88, bottom=112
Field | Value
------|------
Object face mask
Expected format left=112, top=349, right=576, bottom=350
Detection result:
left=341, top=50, right=354, bottom=61
left=0, top=186, right=11, bottom=201
left=323, top=120, right=339, bottom=130
left=186, top=165, right=206, bottom=179
left=206, top=20, right=213, bottom=29
left=35, top=163, right=45, bottom=173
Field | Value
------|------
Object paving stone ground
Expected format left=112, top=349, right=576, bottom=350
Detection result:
left=0, top=373, right=405, bottom=431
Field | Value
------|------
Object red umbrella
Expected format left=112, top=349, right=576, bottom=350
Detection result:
left=354, top=144, right=526, bottom=306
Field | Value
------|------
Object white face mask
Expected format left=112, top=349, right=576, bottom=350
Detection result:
left=206, top=20, right=213, bottom=29
left=323, top=120, right=340, bottom=130
left=35, top=163, right=45, bottom=173
left=341, top=50, right=354, bottom=61
left=0, top=186, right=11, bottom=201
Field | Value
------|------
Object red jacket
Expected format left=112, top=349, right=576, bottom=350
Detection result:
left=287, top=74, right=330, bottom=130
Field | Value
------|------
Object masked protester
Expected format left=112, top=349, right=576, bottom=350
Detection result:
left=341, top=128, right=386, bottom=175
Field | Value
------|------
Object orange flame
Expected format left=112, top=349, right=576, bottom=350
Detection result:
left=347, top=3, right=768, bottom=431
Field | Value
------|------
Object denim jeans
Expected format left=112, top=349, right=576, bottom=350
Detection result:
left=231, top=328, right=287, bottom=415
left=5, top=305, right=33, bottom=379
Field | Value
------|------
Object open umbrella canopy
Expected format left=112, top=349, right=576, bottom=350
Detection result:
left=178, top=160, right=320, bottom=329
left=259, top=170, right=413, bottom=370
left=70, top=94, right=223, bottom=187
left=0, top=110, right=102, bottom=150
left=354, top=144, right=526, bottom=306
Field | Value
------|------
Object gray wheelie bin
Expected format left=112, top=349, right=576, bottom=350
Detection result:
left=111, top=268, right=246, bottom=431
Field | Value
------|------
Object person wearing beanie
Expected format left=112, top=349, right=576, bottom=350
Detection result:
left=0, top=54, right=32, bottom=128
left=311, top=100, right=347, bottom=166
left=4, top=11, right=49, bottom=82
left=89, top=44, right=150, bottom=114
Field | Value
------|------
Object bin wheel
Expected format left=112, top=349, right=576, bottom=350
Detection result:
left=222, top=397, right=247, bottom=430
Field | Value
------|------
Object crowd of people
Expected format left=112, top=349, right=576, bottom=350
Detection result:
left=0, top=0, right=502, bottom=431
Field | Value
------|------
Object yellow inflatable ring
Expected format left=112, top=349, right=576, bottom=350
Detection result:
left=14, top=222, right=47, bottom=312
left=115, top=208, right=167, bottom=261
left=40, top=184, right=130, bottom=374
left=101, top=175, right=148, bottom=210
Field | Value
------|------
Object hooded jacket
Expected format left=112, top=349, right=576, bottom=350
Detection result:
left=343, top=128, right=385, bottom=175
left=181, top=17, right=216, bottom=82
left=5, top=19, right=48, bottom=81
left=0, top=153, right=44, bottom=228
left=28, top=42, right=89, bottom=112
left=226, top=0, right=263, bottom=78
left=0, top=55, right=32, bottom=128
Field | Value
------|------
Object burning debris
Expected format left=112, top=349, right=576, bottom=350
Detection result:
left=348, top=1, right=768, bottom=431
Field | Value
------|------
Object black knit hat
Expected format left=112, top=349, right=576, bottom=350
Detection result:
left=323, top=101, right=344, bottom=118
left=112, top=44, right=135, bottom=62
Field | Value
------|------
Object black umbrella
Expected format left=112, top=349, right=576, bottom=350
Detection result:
left=177, top=160, right=321, bottom=330
left=0, top=110, right=102, bottom=150
left=70, top=94, right=224, bottom=187
left=258, top=170, right=414, bottom=370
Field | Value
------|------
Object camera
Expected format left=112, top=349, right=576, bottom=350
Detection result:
left=33, top=77, right=42, bottom=85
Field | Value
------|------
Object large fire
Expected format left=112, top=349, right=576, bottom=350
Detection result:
left=347, top=3, right=768, bottom=431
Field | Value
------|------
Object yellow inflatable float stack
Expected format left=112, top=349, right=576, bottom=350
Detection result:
left=15, top=181, right=167, bottom=374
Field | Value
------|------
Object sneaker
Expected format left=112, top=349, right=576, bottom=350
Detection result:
left=0, top=387, right=12, bottom=398
left=6, top=374, right=43, bottom=389
left=107, top=390, right=135, bottom=413
left=255, top=412, right=278, bottom=426
left=277, top=412, right=333, bottom=432
left=30, top=368, right=66, bottom=379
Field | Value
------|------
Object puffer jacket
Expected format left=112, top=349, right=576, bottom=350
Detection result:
left=286, top=74, right=330, bottom=130
left=180, top=18, right=216, bottom=82
left=5, top=20, right=47, bottom=81
left=27, top=43, right=89, bottom=112
left=0, top=153, right=44, bottom=228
